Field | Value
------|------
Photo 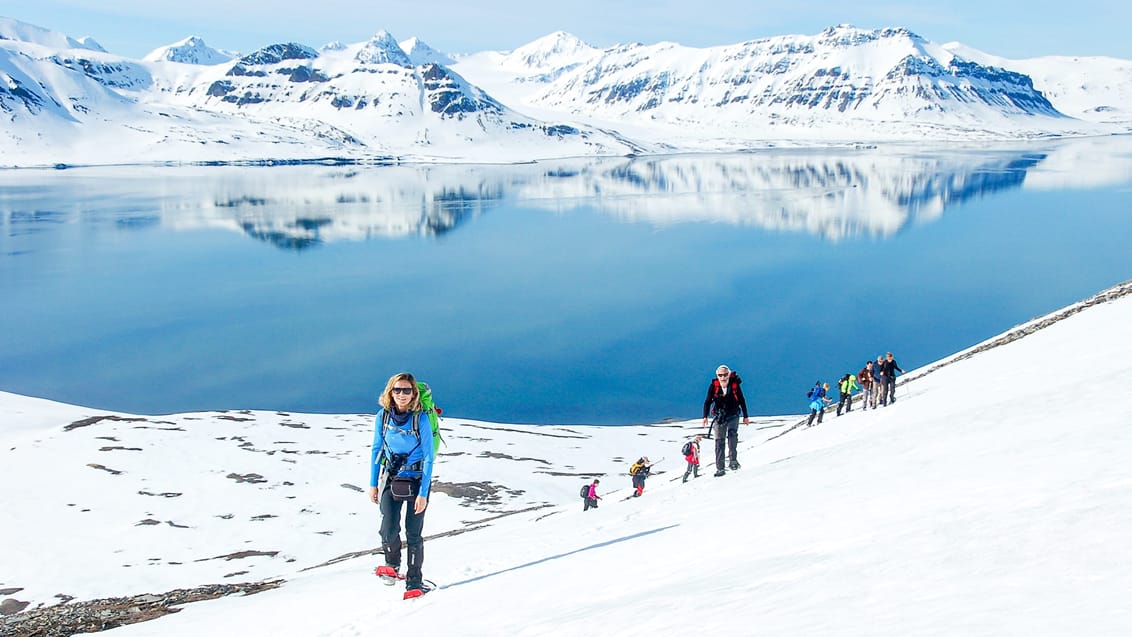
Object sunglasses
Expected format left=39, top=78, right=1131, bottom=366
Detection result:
left=391, top=387, right=414, bottom=395
left=717, top=373, right=729, bottom=378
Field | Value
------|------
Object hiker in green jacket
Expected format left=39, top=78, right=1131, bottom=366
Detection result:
left=836, top=373, right=860, bottom=416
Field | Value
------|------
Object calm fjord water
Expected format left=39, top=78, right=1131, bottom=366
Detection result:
left=2, top=139, right=1130, bottom=424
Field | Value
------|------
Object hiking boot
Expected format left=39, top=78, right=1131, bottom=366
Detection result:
left=713, top=470, right=725, bottom=477
left=375, top=565, right=403, bottom=586
left=730, top=462, right=741, bottom=470
left=403, top=580, right=433, bottom=600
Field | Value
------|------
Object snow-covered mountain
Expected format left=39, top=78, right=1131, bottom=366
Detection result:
left=2, top=17, right=1131, bottom=167
left=497, top=30, right=600, bottom=73
left=143, top=36, right=236, bottom=65
left=0, top=19, right=643, bottom=166
left=398, top=36, right=453, bottom=66
left=943, top=41, right=1132, bottom=124
left=0, top=16, right=103, bottom=51
left=2, top=280, right=1131, bottom=635
left=455, top=25, right=1116, bottom=144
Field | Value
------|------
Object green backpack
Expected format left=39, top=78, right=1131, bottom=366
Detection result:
left=415, top=381, right=444, bottom=451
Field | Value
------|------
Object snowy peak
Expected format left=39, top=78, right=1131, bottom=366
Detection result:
left=501, top=30, right=598, bottom=72
left=235, top=42, right=319, bottom=66
left=143, top=35, right=235, bottom=65
left=76, top=36, right=106, bottom=53
left=816, top=24, right=925, bottom=49
left=399, top=36, right=454, bottom=66
left=0, top=16, right=104, bottom=51
left=355, top=31, right=411, bottom=66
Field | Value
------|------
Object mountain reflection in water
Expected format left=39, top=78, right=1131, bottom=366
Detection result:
left=1, top=137, right=1130, bottom=423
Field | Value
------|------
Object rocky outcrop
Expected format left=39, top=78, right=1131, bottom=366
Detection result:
left=0, top=580, right=282, bottom=636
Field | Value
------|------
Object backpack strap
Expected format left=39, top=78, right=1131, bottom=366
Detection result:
left=381, top=410, right=423, bottom=472
left=406, top=412, right=423, bottom=471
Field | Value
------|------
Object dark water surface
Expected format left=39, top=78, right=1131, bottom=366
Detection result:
left=2, top=138, right=1130, bottom=424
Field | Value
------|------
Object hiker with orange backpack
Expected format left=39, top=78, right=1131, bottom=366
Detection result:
left=369, top=372, right=437, bottom=599
left=702, top=365, right=750, bottom=477
left=629, top=457, right=653, bottom=497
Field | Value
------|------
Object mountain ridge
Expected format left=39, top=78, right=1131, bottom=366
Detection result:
left=1, top=16, right=1129, bottom=166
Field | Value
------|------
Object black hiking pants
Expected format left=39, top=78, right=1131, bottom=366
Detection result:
left=584, top=496, right=598, bottom=511
left=837, top=393, right=852, bottom=416
left=713, top=413, right=740, bottom=471
left=379, top=486, right=426, bottom=585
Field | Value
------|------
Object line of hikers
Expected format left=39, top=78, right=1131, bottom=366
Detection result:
left=806, top=352, right=905, bottom=427
left=583, top=362, right=749, bottom=509
left=585, top=353, right=907, bottom=508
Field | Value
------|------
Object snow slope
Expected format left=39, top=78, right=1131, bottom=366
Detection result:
left=2, top=280, right=1131, bottom=635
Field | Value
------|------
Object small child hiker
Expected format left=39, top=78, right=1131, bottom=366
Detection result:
left=583, top=479, right=601, bottom=511
left=682, top=436, right=702, bottom=483
left=629, top=457, right=653, bottom=497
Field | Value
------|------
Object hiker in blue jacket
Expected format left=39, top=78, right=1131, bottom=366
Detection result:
left=871, top=355, right=886, bottom=407
left=369, top=372, right=436, bottom=597
left=806, top=382, right=832, bottom=427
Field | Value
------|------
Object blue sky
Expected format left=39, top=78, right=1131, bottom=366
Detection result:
left=4, top=0, right=1128, bottom=60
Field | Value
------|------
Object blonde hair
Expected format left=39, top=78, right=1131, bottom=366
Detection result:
left=378, top=372, right=423, bottom=412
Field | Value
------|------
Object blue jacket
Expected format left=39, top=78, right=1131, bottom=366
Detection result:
left=369, top=407, right=436, bottom=499
left=807, top=386, right=827, bottom=411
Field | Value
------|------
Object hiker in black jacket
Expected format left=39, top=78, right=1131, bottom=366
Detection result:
left=702, top=365, right=749, bottom=477
left=880, top=352, right=905, bottom=405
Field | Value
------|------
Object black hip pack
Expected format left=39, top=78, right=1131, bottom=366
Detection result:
left=384, top=452, right=422, bottom=502
left=390, top=476, right=421, bottom=501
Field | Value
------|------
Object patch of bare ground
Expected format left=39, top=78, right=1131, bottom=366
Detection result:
left=429, top=480, right=524, bottom=505
left=536, top=470, right=606, bottom=478
left=460, top=424, right=587, bottom=439
left=0, top=580, right=281, bottom=636
left=226, top=473, right=267, bottom=484
left=64, top=415, right=146, bottom=431
left=195, top=550, right=279, bottom=562
left=477, top=451, right=550, bottom=464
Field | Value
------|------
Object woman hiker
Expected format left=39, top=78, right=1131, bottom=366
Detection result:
left=369, top=372, right=437, bottom=599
